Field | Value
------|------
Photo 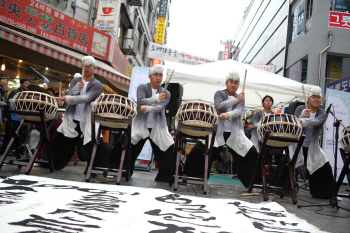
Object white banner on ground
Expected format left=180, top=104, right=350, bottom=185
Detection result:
left=147, top=42, right=216, bottom=65
left=0, top=175, right=323, bottom=233
left=323, top=88, right=350, bottom=183
left=128, top=67, right=153, bottom=160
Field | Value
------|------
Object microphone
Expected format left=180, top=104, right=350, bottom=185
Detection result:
left=29, top=66, right=49, bottom=84
left=326, top=103, right=332, bottom=115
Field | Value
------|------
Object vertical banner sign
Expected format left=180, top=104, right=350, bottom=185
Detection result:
left=224, top=46, right=230, bottom=60
left=158, top=0, right=168, bottom=18
left=329, top=11, right=350, bottom=29
left=323, top=89, right=350, bottom=183
left=95, top=0, right=118, bottom=31
left=0, top=0, right=111, bottom=60
left=155, top=17, right=166, bottom=45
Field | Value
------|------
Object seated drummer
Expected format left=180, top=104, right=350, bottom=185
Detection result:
left=212, top=71, right=261, bottom=187
left=131, top=64, right=174, bottom=182
left=52, top=56, right=102, bottom=170
left=250, top=95, right=275, bottom=151
left=294, top=86, right=333, bottom=199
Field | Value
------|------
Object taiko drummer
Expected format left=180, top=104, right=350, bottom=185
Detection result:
left=51, top=56, right=102, bottom=171
left=130, top=64, right=174, bottom=182
left=211, top=71, right=261, bottom=187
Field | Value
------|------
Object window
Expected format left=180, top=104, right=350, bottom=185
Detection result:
left=297, top=1, right=305, bottom=35
left=118, top=19, right=128, bottom=47
left=134, top=26, right=142, bottom=52
left=301, top=60, right=308, bottom=84
left=306, top=0, right=313, bottom=19
left=334, top=0, right=350, bottom=12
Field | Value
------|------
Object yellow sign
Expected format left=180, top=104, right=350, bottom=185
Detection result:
left=155, top=17, right=166, bottom=45
left=126, top=62, right=132, bottom=78
left=329, top=61, right=342, bottom=83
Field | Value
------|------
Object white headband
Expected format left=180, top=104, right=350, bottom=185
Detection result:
left=149, top=64, right=164, bottom=76
left=82, top=56, right=96, bottom=67
left=308, top=86, right=322, bottom=98
left=226, top=71, right=240, bottom=82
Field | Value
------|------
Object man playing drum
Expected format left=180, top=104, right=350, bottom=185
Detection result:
left=131, top=64, right=174, bottom=182
left=294, top=86, right=333, bottom=199
left=52, top=56, right=103, bottom=170
left=212, top=71, right=260, bottom=187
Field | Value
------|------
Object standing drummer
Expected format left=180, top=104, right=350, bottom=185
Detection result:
left=130, top=64, right=174, bottom=182
left=293, top=86, right=333, bottom=199
left=212, top=71, right=260, bottom=187
left=52, top=55, right=102, bottom=171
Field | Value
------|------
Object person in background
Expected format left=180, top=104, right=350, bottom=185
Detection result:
left=47, top=88, right=56, bottom=97
left=0, top=74, right=8, bottom=153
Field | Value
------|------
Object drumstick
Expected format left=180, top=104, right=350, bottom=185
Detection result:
left=80, top=59, right=85, bottom=91
left=59, top=82, right=61, bottom=97
left=242, top=69, right=247, bottom=92
left=164, top=69, right=175, bottom=94
left=132, top=98, right=141, bottom=108
left=302, top=85, right=308, bottom=110
left=255, top=91, right=264, bottom=115
left=241, top=193, right=260, bottom=197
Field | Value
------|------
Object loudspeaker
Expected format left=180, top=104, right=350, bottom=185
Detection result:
left=161, top=83, right=183, bottom=116
left=288, top=101, right=305, bottom=115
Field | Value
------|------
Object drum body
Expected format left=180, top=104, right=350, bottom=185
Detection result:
left=176, top=102, right=218, bottom=137
left=257, top=114, right=302, bottom=147
left=9, top=91, right=58, bottom=121
left=91, top=94, right=137, bottom=128
left=340, top=126, right=350, bottom=152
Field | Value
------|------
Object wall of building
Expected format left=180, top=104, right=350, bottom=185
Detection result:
left=286, top=0, right=350, bottom=92
left=233, top=0, right=289, bottom=75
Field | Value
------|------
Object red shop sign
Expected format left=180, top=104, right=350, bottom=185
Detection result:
left=0, top=0, right=111, bottom=60
left=329, top=11, right=350, bottom=29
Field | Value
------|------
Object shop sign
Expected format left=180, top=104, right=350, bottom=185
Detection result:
left=125, top=62, right=132, bottom=77
left=327, top=76, right=350, bottom=92
left=155, top=17, right=166, bottom=45
left=223, top=46, right=230, bottom=60
left=329, top=11, right=350, bottom=29
left=249, top=64, right=276, bottom=73
left=0, top=0, right=111, bottom=60
left=147, top=42, right=215, bottom=65
left=158, top=0, right=168, bottom=18
left=329, top=61, right=342, bottom=83
left=95, top=0, right=118, bottom=32
left=152, top=59, right=161, bottom=66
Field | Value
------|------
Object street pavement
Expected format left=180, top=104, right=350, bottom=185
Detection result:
left=0, top=160, right=349, bottom=233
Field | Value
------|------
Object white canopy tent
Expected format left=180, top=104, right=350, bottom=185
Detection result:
left=165, top=60, right=316, bottom=110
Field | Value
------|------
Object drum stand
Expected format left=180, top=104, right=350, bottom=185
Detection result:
left=0, top=105, right=54, bottom=174
left=335, top=149, right=350, bottom=199
left=248, top=130, right=305, bottom=204
left=85, top=112, right=132, bottom=185
left=170, top=119, right=217, bottom=194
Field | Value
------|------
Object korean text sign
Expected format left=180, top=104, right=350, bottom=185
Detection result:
left=0, top=0, right=111, bottom=60
left=327, top=76, right=350, bottom=92
left=329, top=11, right=350, bottom=29
left=155, top=17, right=166, bottom=44
left=95, top=0, right=118, bottom=32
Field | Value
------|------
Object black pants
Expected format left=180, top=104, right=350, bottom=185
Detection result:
left=303, top=147, right=334, bottom=199
left=2, top=120, right=26, bottom=156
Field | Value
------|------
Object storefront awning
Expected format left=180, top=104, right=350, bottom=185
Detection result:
left=0, top=26, right=131, bottom=87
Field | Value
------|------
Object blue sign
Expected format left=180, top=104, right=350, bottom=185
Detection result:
left=327, top=75, right=350, bottom=92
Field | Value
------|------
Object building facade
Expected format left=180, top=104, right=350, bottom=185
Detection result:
left=232, top=0, right=350, bottom=96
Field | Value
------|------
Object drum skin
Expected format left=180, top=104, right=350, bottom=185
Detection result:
left=257, top=113, right=302, bottom=147
left=9, top=91, right=58, bottom=122
left=340, top=126, right=350, bottom=152
left=91, top=94, right=137, bottom=129
left=176, top=102, right=218, bottom=137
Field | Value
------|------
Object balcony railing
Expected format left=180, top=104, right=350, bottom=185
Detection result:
left=118, top=38, right=137, bottom=56
left=127, top=0, right=143, bottom=7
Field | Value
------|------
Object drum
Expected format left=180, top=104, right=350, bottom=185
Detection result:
left=91, top=94, right=137, bottom=128
left=257, top=113, right=302, bottom=147
left=9, top=91, right=58, bottom=121
left=176, top=102, right=218, bottom=137
left=340, top=126, right=350, bottom=152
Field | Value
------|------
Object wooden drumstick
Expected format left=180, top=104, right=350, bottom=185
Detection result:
left=80, top=59, right=85, bottom=91
left=59, top=82, right=61, bottom=97
left=242, top=69, right=247, bottom=92
left=164, top=69, right=175, bottom=94
left=132, top=98, right=141, bottom=108
left=241, top=193, right=260, bottom=197
left=302, top=85, right=308, bottom=110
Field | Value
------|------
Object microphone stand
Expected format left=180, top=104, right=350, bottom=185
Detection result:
left=297, top=109, right=350, bottom=211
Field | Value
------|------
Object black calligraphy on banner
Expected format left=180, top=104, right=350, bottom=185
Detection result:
left=54, top=21, right=66, bottom=36
left=149, top=194, right=219, bottom=231
left=229, top=202, right=309, bottom=233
